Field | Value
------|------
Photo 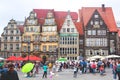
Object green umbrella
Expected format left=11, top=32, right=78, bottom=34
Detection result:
left=21, top=63, right=34, bottom=73
left=58, top=58, right=67, bottom=62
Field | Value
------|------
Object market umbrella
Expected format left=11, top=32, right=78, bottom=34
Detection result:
left=6, top=56, right=17, bottom=61
left=21, top=62, right=34, bottom=73
left=106, top=55, right=120, bottom=58
left=16, top=56, right=24, bottom=61
left=58, top=58, right=67, bottom=62
left=0, top=57, right=5, bottom=60
left=89, top=55, right=105, bottom=59
left=23, top=55, right=42, bottom=61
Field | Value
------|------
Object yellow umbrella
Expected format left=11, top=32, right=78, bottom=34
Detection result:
left=21, top=62, right=34, bottom=73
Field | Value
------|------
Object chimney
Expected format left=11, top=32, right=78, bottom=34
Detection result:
left=102, top=4, right=105, bottom=12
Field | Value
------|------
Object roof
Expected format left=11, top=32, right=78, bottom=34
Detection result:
left=79, top=7, right=118, bottom=32
left=33, top=9, right=54, bottom=25
left=74, top=22, right=84, bottom=35
left=33, top=9, right=78, bottom=31
left=55, top=11, right=78, bottom=20
left=18, top=25, right=24, bottom=33
left=118, top=28, right=120, bottom=37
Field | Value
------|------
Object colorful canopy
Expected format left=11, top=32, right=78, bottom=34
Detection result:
left=23, top=55, right=42, bottom=61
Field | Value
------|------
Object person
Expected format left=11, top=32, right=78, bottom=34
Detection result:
left=1, top=63, right=19, bottom=80
left=116, top=60, right=120, bottom=80
left=112, top=62, right=117, bottom=80
left=42, top=63, right=48, bottom=78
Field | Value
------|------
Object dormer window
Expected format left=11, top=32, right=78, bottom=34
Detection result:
left=47, top=11, right=53, bottom=18
left=94, top=14, right=99, bottom=18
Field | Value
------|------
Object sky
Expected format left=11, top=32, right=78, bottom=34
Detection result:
left=0, top=0, right=120, bottom=35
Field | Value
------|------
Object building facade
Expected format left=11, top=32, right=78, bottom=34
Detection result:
left=1, top=19, right=23, bottom=58
left=79, top=4, right=118, bottom=57
left=40, top=11, right=58, bottom=61
left=0, top=5, right=119, bottom=60
left=59, top=11, right=79, bottom=60
left=22, top=11, right=40, bottom=57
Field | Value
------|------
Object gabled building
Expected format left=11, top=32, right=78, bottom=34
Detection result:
left=22, top=11, right=40, bottom=57
left=1, top=19, right=23, bottom=58
left=58, top=11, right=79, bottom=60
left=39, top=10, right=58, bottom=61
left=79, top=4, right=118, bottom=57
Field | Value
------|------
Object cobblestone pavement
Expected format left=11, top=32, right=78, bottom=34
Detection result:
left=18, top=68, right=118, bottom=80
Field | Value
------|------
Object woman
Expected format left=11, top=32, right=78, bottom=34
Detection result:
left=1, top=63, right=19, bottom=80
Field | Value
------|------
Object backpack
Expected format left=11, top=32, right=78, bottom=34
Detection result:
left=116, top=64, right=120, bottom=73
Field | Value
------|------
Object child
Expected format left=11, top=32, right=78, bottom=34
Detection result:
left=49, top=71, right=55, bottom=80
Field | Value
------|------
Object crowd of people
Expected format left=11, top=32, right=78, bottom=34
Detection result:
left=0, top=58, right=120, bottom=80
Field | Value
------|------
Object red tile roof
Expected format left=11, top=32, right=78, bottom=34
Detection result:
left=79, top=7, right=118, bottom=32
left=55, top=18, right=65, bottom=32
left=34, top=9, right=54, bottom=25
left=33, top=9, right=78, bottom=31
left=118, top=28, right=120, bottom=37
left=55, top=11, right=78, bottom=20
left=74, top=22, right=83, bottom=35
left=18, top=25, right=24, bottom=33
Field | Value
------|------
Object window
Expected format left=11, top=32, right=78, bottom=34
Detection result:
left=80, top=40, right=83, bottom=44
left=67, top=28, right=70, bottom=32
left=67, top=20, right=70, bottom=26
left=92, top=30, right=96, bottom=35
left=10, top=44, right=13, bottom=50
left=23, top=46, right=27, bottom=51
left=11, top=30, right=13, bottom=34
left=48, top=27, right=51, bottom=32
left=71, top=28, right=74, bottom=32
left=11, top=24, right=14, bottom=27
left=62, top=28, right=66, bottom=32
left=49, top=36, right=52, bottom=41
left=16, top=44, right=19, bottom=50
left=91, top=21, right=93, bottom=25
left=52, top=27, right=56, bottom=31
left=4, top=37, right=7, bottom=40
left=86, top=38, right=107, bottom=47
left=43, top=27, right=47, bottom=32
left=10, top=36, right=13, bottom=40
left=43, top=46, right=46, bottom=52
left=94, top=21, right=99, bottom=25
left=4, top=44, right=7, bottom=50
left=26, top=27, right=29, bottom=32
left=49, top=46, right=52, bottom=52
left=87, top=30, right=91, bottom=35
left=16, top=30, right=19, bottom=33
left=100, top=20, right=103, bottom=25
left=30, top=27, right=33, bottom=31
left=97, top=30, right=106, bottom=35
left=16, top=37, right=19, bottom=41
left=42, top=37, right=46, bottom=41
left=94, top=14, right=99, bottom=18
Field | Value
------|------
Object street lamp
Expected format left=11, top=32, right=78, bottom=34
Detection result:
left=28, top=41, right=30, bottom=61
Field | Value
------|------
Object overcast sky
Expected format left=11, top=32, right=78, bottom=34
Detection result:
left=0, top=0, right=120, bottom=35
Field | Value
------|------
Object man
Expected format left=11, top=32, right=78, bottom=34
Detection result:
left=1, top=63, right=19, bottom=80
left=116, top=60, right=120, bottom=80
left=42, top=63, right=48, bottom=78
